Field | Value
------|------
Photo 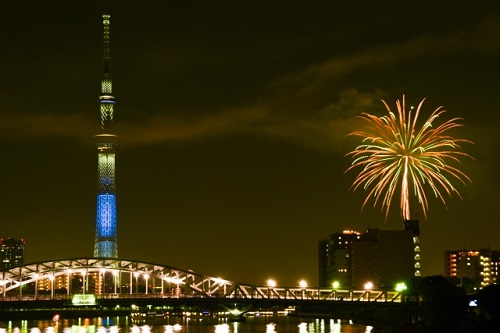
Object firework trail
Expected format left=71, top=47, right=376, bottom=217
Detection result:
left=345, top=96, right=473, bottom=220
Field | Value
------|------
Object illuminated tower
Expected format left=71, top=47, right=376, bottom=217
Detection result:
left=94, top=14, right=118, bottom=258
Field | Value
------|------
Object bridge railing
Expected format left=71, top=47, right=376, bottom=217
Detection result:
left=0, top=289, right=404, bottom=303
left=223, top=285, right=403, bottom=302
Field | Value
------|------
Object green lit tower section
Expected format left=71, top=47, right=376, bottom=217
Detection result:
left=94, top=14, right=118, bottom=258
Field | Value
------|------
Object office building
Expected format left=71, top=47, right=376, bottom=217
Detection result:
left=0, top=238, right=25, bottom=269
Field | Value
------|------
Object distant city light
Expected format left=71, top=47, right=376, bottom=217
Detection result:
left=342, top=230, right=361, bottom=235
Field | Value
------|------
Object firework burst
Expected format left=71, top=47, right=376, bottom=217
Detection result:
left=345, top=96, right=473, bottom=220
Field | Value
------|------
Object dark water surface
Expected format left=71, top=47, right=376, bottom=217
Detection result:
left=0, top=315, right=372, bottom=333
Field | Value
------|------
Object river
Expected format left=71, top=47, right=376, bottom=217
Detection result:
left=0, top=315, right=372, bottom=333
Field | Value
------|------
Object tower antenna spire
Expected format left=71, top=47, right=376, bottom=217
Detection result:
left=100, top=14, right=114, bottom=130
left=94, top=14, right=118, bottom=258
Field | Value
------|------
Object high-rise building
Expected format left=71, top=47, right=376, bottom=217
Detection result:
left=94, top=14, right=118, bottom=258
left=0, top=238, right=25, bottom=269
left=375, top=229, right=415, bottom=287
left=445, top=248, right=500, bottom=288
left=318, top=224, right=417, bottom=289
left=491, top=250, right=500, bottom=284
left=318, top=230, right=361, bottom=289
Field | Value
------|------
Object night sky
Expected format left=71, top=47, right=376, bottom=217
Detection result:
left=1, top=1, right=500, bottom=287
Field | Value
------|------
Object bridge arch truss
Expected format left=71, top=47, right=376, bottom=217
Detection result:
left=0, top=258, right=403, bottom=302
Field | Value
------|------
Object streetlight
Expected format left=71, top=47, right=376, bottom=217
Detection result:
left=396, top=282, right=407, bottom=292
left=81, top=271, right=87, bottom=294
left=134, top=272, right=139, bottom=294
left=82, top=271, right=87, bottom=294
left=144, top=274, right=149, bottom=295
left=160, top=273, right=164, bottom=295
left=100, top=269, right=106, bottom=295
left=34, top=273, right=39, bottom=300
left=130, top=272, right=133, bottom=294
left=267, top=279, right=276, bottom=299
left=364, top=281, right=373, bottom=302
left=113, top=270, right=118, bottom=294
left=396, top=282, right=407, bottom=302
left=331, top=281, right=340, bottom=300
left=67, top=269, right=72, bottom=296
left=299, top=280, right=307, bottom=299
left=48, top=274, right=55, bottom=300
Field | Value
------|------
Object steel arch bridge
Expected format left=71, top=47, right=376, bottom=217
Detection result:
left=0, top=257, right=404, bottom=302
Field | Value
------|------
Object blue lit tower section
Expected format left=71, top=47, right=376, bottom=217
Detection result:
left=94, top=14, right=118, bottom=258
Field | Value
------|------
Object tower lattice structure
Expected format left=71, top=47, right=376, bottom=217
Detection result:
left=94, top=14, right=118, bottom=258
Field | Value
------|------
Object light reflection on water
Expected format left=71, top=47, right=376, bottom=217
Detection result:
left=214, top=323, right=229, bottom=333
left=0, top=316, right=372, bottom=333
left=265, top=323, right=275, bottom=333
left=164, top=325, right=181, bottom=333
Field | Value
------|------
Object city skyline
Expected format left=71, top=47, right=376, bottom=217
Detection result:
left=1, top=1, right=500, bottom=286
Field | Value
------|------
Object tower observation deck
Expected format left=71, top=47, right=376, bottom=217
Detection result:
left=94, top=14, right=118, bottom=258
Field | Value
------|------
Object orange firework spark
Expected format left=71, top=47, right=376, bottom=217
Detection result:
left=345, top=96, right=473, bottom=220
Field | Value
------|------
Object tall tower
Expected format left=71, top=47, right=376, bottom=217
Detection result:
left=94, top=14, right=118, bottom=258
